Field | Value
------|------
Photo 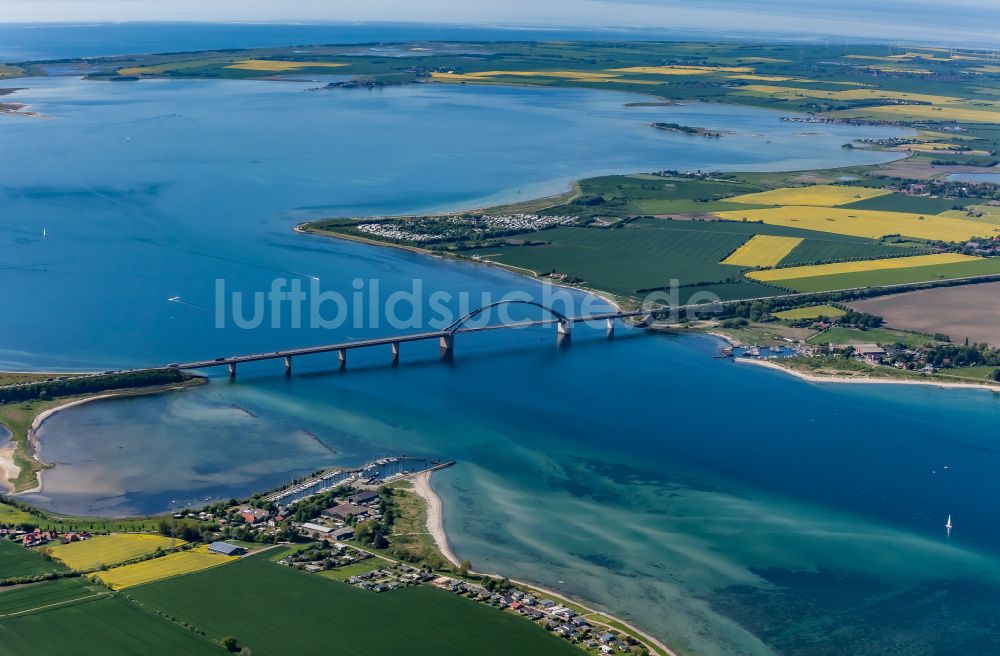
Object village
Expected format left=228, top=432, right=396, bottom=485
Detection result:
left=347, top=212, right=578, bottom=244
left=2, top=454, right=657, bottom=656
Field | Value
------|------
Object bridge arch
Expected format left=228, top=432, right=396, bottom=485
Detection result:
left=444, top=300, right=570, bottom=334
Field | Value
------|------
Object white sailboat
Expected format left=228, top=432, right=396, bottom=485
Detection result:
left=945, top=514, right=952, bottom=538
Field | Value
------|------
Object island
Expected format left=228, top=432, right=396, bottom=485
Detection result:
left=4, top=35, right=1000, bottom=656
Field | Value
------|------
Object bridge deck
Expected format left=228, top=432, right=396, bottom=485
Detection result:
left=175, top=310, right=647, bottom=370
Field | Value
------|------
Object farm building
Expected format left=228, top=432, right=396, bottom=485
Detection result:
left=855, top=344, right=886, bottom=363
left=331, top=527, right=355, bottom=541
left=347, top=490, right=380, bottom=505
left=207, top=541, right=246, bottom=556
left=323, top=503, right=369, bottom=521
left=300, top=522, right=333, bottom=537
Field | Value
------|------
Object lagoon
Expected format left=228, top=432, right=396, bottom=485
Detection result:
left=3, top=76, right=1000, bottom=655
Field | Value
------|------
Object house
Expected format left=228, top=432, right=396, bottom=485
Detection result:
left=347, top=490, right=380, bottom=505
left=207, top=541, right=246, bottom=556
left=855, top=343, right=886, bottom=363
left=331, top=527, right=355, bottom=541
left=22, top=528, right=58, bottom=547
left=300, top=522, right=333, bottom=537
left=323, top=503, right=369, bottom=521
left=462, top=584, right=489, bottom=597
left=240, top=507, right=269, bottom=524
left=599, top=632, right=616, bottom=643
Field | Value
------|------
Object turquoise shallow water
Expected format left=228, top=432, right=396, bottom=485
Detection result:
left=3, top=76, right=999, bottom=655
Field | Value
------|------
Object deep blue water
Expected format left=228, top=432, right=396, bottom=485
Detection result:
left=0, top=21, right=803, bottom=62
left=3, top=75, right=1000, bottom=655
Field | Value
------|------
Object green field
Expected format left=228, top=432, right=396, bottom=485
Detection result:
left=839, top=193, right=968, bottom=214
left=0, top=578, right=103, bottom=617
left=807, top=326, right=936, bottom=347
left=548, top=174, right=765, bottom=218
left=316, top=558, right=386, bottom=581
left=936, top=365, right=1000, bottom=382
left=0, top=540, right=65, bottom=579
left=465, top=218, right=902, bottom=299
left=129, top=553, right=580, bottom=656
left=469, top=222, right=747, bottom=296
left=778, top=240, right=925, bottom=267
left=0, top=593, right=221, bottom=655
left=768, top=257, right=1000, bottom=292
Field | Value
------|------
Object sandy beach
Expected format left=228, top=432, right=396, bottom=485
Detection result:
left=409, top=468, right=676, bottom=656
left=738, top=357, right=1000, bottom=392
left=410, top=469, right=461, bottom=568
left=0, top=425, right=18, bottom=493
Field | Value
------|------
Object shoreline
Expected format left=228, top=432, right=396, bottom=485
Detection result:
left=408, top=467, right=677, bottom=656
left=0, top=425, right=14, bottom=494
left=409, top=469, right=462, bottom=568
left=736, top=357, right=1000, bottom=392
left=0, top=377, right=208, bottom=495
left=296, top=221, right=626, bottom=313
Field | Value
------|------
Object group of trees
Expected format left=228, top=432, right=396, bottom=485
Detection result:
left=354, top=487, right=397, bottom=550
left=156, top=519, right=204, bottom=543
left=0, top=368, right=190, bottom=404
left=921, top=343, right=1000, bottom=369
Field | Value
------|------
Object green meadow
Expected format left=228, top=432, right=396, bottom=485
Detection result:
left=128, top=553, right=581, bottom=656
left=0, top=594, right=221, bottom=655
left=0, top=539, right=65, bottom=579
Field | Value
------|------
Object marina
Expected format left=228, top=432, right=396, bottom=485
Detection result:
left=264, top=457, right=449, bottom=506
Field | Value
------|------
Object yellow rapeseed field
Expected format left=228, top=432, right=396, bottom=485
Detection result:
left=429, top=70, right=630, bottom=83
left=724, top=185, right=890, bottom=207
left=727, top=74, right=796, bottom=81
left=858, top=104, right=1000, bottom=123
left=747, top=253, right=980, bottom=282
left=722, top=235, right=803, bottom=267
left=94, top=545, right=233, bottom=590
left=773, top=305, right=847, bottom=320
left=610, top=65, right=753, bottom=75
left=49, top=534, right=182, bottom=570
left=736, top=84, right=960, bottom=104
left=714, top=206, right=1000, bottom=242
left=224, top=60, right=348, bottom=71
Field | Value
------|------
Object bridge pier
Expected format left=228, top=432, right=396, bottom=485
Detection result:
left=439, top=334, right=454, bottom=357
left=227, top=362, right=236, bottom=378
left=390, top=341, right=400, bottom=365
left=337, top=348, right=347, bottom=370
left=283, top=355, right=292, bottom=375
left=606, top=317, right=615, bottom=338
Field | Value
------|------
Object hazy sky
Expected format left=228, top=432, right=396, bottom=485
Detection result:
left=2, top=0, right=999, bottom=46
